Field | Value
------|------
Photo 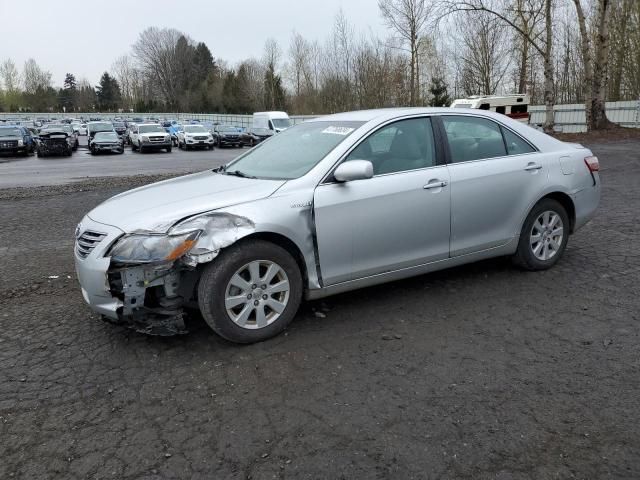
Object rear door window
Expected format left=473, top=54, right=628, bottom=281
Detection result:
left=441, top=116, right=507, bottom=163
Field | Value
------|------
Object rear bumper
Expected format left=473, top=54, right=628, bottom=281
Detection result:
left=572, top=177, right=600, bottom=231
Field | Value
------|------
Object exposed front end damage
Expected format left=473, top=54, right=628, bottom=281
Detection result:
left=97, top=213, right=256, bottom=336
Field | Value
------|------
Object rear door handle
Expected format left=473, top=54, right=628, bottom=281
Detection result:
left=423, top=180, right=448, bottom=189
left=524, top=163, right=543, bottom=171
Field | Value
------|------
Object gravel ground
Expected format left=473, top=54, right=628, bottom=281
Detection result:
left=0, top=141, right=639, bottom=479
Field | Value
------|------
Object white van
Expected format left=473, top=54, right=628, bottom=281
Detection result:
left=450, top=94, right=530, bottom=123
left=252, top=111, right=292, bottom=133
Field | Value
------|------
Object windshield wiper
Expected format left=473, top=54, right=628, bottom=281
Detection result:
left=225, top=169, right=257, bottom=179
left=213, top=164, right=226, bottom=173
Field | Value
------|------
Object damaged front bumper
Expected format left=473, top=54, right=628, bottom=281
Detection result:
left=74, top=212, right=256, bottom=336
left=74, top=217, right=191, bottom=335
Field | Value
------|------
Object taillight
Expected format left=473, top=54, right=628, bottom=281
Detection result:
left=584, top=156, right=599, bottom=172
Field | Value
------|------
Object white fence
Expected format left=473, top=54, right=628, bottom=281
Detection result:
left=529, top=100, right=640, bottom=133
left=2, top=100, right=640, bottom=132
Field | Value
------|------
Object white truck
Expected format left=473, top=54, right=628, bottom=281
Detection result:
left=252, top=111, right=292, bottom=133
left=450, top=94, right=530, bottom=123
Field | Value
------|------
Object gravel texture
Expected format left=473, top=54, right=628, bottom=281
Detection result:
left=0, top=141, right=638, bottom=479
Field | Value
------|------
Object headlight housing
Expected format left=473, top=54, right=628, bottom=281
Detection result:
left=141, top=135, right=149, bottom=141
left=109, top=231, right=200, bottom=264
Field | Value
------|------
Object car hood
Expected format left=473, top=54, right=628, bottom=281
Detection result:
left=88, top=171, right=286, bottom=233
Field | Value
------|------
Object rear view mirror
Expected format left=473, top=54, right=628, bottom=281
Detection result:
left=334, top=160, right=374, bottom=182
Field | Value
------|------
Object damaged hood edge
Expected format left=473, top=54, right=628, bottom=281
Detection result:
left=87, top=170, right=287, bottom=233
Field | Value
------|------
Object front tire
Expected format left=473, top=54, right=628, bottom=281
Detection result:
left=513, top=198, right=569, bottom=271
left=166, top=146, right=172, bottom=153
left=197, top=240, right=303, bottom=344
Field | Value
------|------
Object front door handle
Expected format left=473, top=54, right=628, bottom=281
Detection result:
left=524, top=163, right=543, bottom=171
left=423, top=180, right=448, bottom=190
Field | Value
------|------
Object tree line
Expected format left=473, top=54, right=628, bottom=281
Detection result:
left=0, top=0, right=638, bottom=131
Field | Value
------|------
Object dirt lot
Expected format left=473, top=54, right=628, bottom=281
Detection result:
left=1, top=141, right=639, bottom=479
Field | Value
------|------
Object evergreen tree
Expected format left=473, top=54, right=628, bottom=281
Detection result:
left=263, top=64, right=286, bottom=111
left=60, top=73, right=77, bottom=111
left=95, top=72, right=122, bottom=111
left=428, top=76, right=451, bottom=107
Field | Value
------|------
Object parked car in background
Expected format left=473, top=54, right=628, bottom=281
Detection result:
left=71, top=122, right=88, bottom=136
left=252, top=111, right=292, bottom=133
left=89, top=132, right=124, bottom=155
left=168, top=123, right=182, bottom=146
left=73, top=108, right=601, bottom=343
left=41, top=124, right=79, bottom=150
left=36, top=128, right=72, bottom=157
left=177, top=124, right=215, bottom=150
left=87, top=121, right=116, bottom=143
left=240, top=127, right=274, bottom=147
left=112, top=121, right=128, bottom=138
left=129, top=123, right=172, bottom=153
left=213, top=125, right=242, bottom=147
left=0, top=125, right=35, bottom=156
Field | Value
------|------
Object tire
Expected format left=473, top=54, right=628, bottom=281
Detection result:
left=197, top=240, right=303, bottom=344
left=131, top=142, right=138, bottom=152
left=166, top=146, right=172, bottom=153
left=208, top=144, right=214, bottom=150
left=36, top=150, right=42, bottom=158
left=118, top=149, right=124, bottom=155
left=139, top=143, right=145, bottom=153
left=512, top=198, right=570, bottom=271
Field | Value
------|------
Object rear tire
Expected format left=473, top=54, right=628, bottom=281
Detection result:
left=197, top=240, right=303, bottom=344
left=512, top=198, right=570, bottom=271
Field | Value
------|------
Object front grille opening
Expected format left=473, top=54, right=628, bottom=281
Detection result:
left=76, top=230, right=107, bottom=258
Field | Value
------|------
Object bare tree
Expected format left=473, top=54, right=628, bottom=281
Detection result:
left=0, top=59, right=21, bottom=92
left=379, top=0, right=434, bottom=105
left=457, top=11, right=511, bottom=95
left=444, top=0, right=556, bottom=131
left=22, top=58, right=52, bottom=94
left=132, top=27, right=183, bottom=106
left=572, top=0, right=614, bottom=130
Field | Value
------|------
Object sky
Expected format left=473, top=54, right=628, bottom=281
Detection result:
left=1, top=0, right=386, bottom=87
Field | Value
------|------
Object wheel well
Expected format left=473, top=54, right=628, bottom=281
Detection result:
left=238, top=232, right=309, bottom=287
left=541, top=192, right=576, bottom=232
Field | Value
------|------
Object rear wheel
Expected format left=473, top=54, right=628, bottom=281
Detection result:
left=197, top=240, right=303, bottom=344
left=513, top=198, right=569, bottom=271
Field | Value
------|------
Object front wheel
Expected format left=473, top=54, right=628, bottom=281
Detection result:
left=513, top=198, right=569, bottom=271
left=197, top=240, right=303, bottom=344
left=166, top=146, right=172, bottom=153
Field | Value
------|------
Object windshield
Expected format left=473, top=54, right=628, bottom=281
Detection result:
left=184, top=125, right=207, bottom=133
left=44, top=124, right=73, bottom=133
left=226, top=121, right=363, bottom=180
left=90, top=122, right=113, bottom=131
left=139, top=125, right=165, bottom=133
left=217, top=126, right=236, bottom=132
left=95, top=132, right=118, bottom=141
left=453, top=103, right=472, bottom=108
left=112, top=122, right=125, bottom=127
left=272, top=118, right=292, bottom=129
left=0, top=128, right=21, bottom=137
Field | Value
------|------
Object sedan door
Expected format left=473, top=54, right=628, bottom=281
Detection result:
left=438, top=115, right=550, bottom=256
left=313, top=117, right=451, bottom=286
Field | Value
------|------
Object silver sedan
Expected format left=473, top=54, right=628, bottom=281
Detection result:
left=75, top=108, right=600, bottom=343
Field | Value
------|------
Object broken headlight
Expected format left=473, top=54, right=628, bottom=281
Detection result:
left=109, top=230, right=200, bottom=264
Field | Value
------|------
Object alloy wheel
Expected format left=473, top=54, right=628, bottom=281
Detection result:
left=530, top=210, right=564, bottom=261
left=224, top=260, right=290, bottom=329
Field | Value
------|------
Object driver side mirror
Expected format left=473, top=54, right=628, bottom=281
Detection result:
left=333, top=160, right=374, bottom=182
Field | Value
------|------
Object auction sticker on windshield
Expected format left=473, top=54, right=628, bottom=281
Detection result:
left=322, top=126, right=355, bottom=135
